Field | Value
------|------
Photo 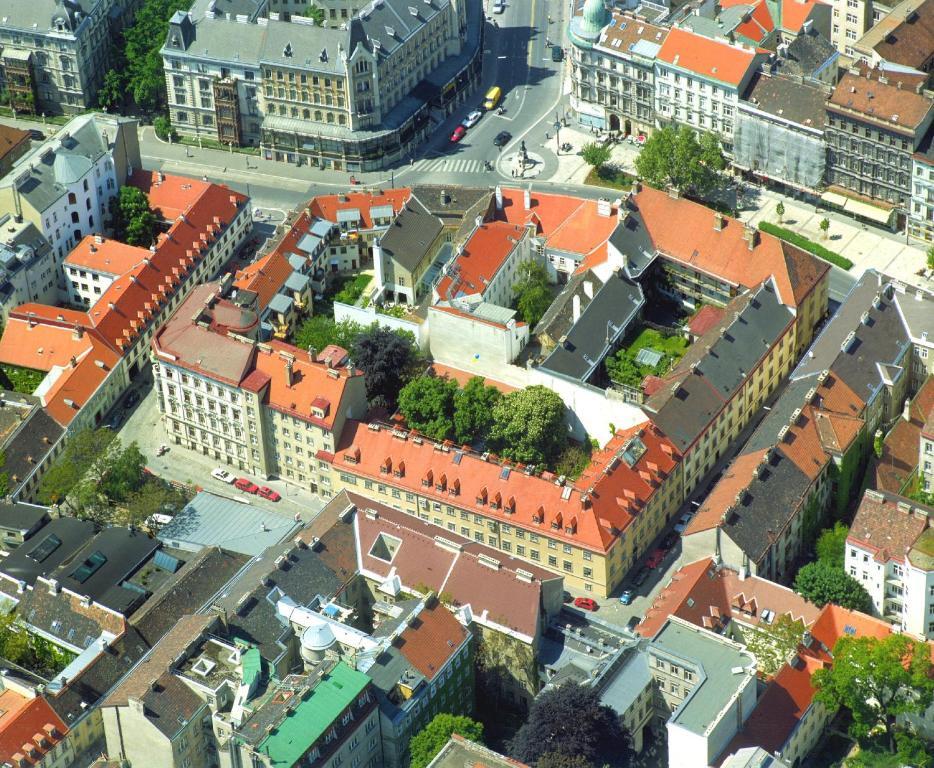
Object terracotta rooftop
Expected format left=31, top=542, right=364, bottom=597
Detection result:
left=780, top=0, right=827, bottom=32
left=657, top=27, right=764, bottom=86
left=396, top=599, right=469, bottom=681
left=435, top=221, right=527, bottom=301
left=873, top=376, right=934, bottom=493
left=828, top=67, right=934, bottom=132
left=686, top=305, right=726, bottom=337
left=637, top=558, right=821, bottom=639
left=848, top=489, right=931, bottom=565
left=598, top=13, right=668, bottom=52
left=308, top=188, right=412, bottom=230
left=129, top=170, right=212, bottom=221
left=233, top=250, right=296, bottom=310
left=685, top=452, right=764, bottom=535
left=65, top=236, right=149, bottom=276
left=0, top=689, right=69, bottom=768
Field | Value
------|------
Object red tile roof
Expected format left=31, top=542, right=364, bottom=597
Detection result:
left=129, top=170, right=212, bottom=221
left=233, top=250, right=295, bottom=310
left=874, top=377, right=934, bottom=493
left=333, top=419, right=666, bottom=553
left=848, top=489, right=930, bottom=565
left=657, top=28, right=764, bottom=86
left=348, top=491, right=556, bottom=640
left=781, top=0, right=827, bottom=32
left=308, top=189, right=412, bottom=231
left=0, top=690, right=68, bottom=768
left=686, top=452, right=764, bottom=535
left=686, top=305, right=726, bottom=338
left=65, top=236, right=149, bottom=276
left=637, top=558, right=820, bottom=639
left=829, top=68, right=934, bottom=133
left=396, top=599, right=469, bottom=681
left=435, top=222, right=526, bottom=301
left=0, top=124, right=29, bottom=163
left=493, top=188, right=620, bottom=261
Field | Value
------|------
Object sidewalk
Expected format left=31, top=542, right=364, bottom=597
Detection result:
left=741, top=188, right=933, bottom=290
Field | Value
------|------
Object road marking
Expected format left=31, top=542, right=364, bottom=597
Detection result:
left=497, top=55, right=507, bottom=59
left=527, top=0, right=537, bottom=67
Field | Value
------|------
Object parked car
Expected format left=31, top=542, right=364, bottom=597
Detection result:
left=633, top=567, right=651, bottom=586
left=107, top=412, right=123, bottom=430
left=674, top=513, right=693, bottom=533
left=124, top=389, right=140, bottom=408
left=619, top=589, right=634, bottom=606
left=493, top=130, right=512, bottom=147
left=573, top=597, right=598, bottom=611
left=450, top=125, right=467, bottom=142
left=257, top=486, right=281, bottom=502
left=462, top=109, right=483, bottom=128
left=645, top=548, right=667, bottom=569
left=212, top=468, right=236, bottom=484
left=626, top=615, right=641, bottom=632
left=562, top=590, right=573, bottom=603
left=234, top=478, right=259, bottom=494
left=551, top=45, right=563, bottom=62
left=661, top=531, right=679, bottom=550
left=493, top=0, right=505, bottom=12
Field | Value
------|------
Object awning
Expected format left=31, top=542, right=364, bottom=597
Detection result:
left=843, top=198, right=893, bottom=225
left=820, top=190, right=849, bottom=208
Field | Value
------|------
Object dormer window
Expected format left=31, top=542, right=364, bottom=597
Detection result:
left=393, top=460, right=405, bottom=478
left=551, top=512, right=563, bottom=530
left=435, top=473, right=447, bottom=492
left=491, top=491, right=502, bottom=510
left=532, top=506, right=544, bottom=524
left=504, top=496, right=515, bottom=515
left=422, top=469, right=433, bottom=488
left=476, top=486, right=488, bottom=506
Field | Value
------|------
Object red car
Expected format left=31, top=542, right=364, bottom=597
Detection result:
left=450, top=125, right=467, bottom=142
left=234, top=478, right=259, bottom=494
left=646, top=548, right=667, bottom=569
left=573, top=597, right=599, bottom=611
left=257, top=486, right=281, bottom=502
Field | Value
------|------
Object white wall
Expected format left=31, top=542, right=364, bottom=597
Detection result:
left=334, top=301, right=428, bottom=350
left=904, top=562, right=934, bottom=640
left=667, top=722, right=709, bottom=768
left=427, top=306, right=528, bottom=366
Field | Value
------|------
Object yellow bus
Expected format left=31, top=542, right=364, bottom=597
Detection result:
left=483, top=85, right=502, bottom=110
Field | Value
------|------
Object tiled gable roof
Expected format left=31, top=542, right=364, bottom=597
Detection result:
left=396, top=599, right=468, bottom=681
left=657, top=27, right=763, bottom=86
left=435, top=222, right=526, bottom=301
left=308, top=189, right=411, bottom=231
left=0, top=691, right=68, bottom=768
left=233, top=250, right=296, bottom=311
left=873, top=376, right=934, bottom=493
left=848, top=489, right=932, bottom=565
left=828, top=67, right=934, bottom=132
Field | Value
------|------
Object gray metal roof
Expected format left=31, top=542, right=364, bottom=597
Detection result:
left=379, top=195, right=443, bottom=272
left=0, top=517, right=95, bottom=589
left=741, top=73, right=827, bottom=128
left=267, top=292, right=294, bottom=314
left=0, top=0, right=97, bottom=35
left=650, top=619, right=755, bottom=735
left=159, top=491, right=301, bottom=556
left=285, top=271, right=310, bottom=292
left=539, top=270, right=645, bottom=382
left=296, top=233, right=323, bottom=253
left=0, top=502, right=49, bottom=535
left=598, top=647, right=652, bottom=715
left=892, top=283, right=934, bottom=344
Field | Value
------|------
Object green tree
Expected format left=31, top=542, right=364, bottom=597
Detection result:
left=816, top=522, right=850, bottom=568
left=398, top=376, right=458, bottom=441
left=794, top=561, right=872, bottom=612
left=409, top=714, right=484, bottom=768
left=509, top=683, right=629, bottom=765
left=0, top=451, right=9, bottom=498
left=301, top=4, right=326, bottom=24
left=352, top=326, right=418, bottom=410
left=512, top=259, right=552, bottom=328
left=813, top=634, right=934, bottom=752
left=819, top=217, right=831, bottom=240
left=537, top=753, right=593, bottom=768
left=98, top=68, right=126, bottom=112
left=122, top=0, right=193, bottom=112
left=489, top=386, right=567, bottom=467
left=37, top=428, right=116, bottom=510
left=100, top=442, right=147, bottom=502
left=927, top=245, right=934, bottom=271
left=553, top=443, right=592, bottom=481
left=775, top=201, right=785, bottom=223
left=0, top=612, right=29, bottom=664
left=121, top=478, right=186, bottom=529
left=294, top=317, right=364, bottom=354
left=110, top=186, right=157, bottom=246
left=743, top=613, right=807, bottom=677
left=154, top=115, right=178, bottom=142
left=452, top=376, right=501, bottom=445
left=581, top=142, right=611, bottom=170
left=635, top=125, right=725, bottom=196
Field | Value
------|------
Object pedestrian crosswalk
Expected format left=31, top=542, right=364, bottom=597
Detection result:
left=414, top=157, right=488, bottom=174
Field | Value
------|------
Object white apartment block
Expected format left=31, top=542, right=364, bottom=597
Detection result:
left=0, top=217, right=59, bottom=323
left=830, top=0, right=893, bottom=56
left=655, top=29, right=767, bottom=152
left=909, top=140, right=934, bottom=245
left=846, top=489, right=934, bottom=639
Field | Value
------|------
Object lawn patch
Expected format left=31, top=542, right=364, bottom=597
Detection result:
left=605, top=327, right=688, bottom=389
left=0, top=364, right=45, bottom=394
left=758, top=221, right=853, bottom=270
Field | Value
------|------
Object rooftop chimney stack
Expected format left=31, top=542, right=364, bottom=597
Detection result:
left=308, top=346, right=317, bottom=363
left=523, top=186, right=531, bottom=210
left=495, top=185, right=503, bottom=210
left=285, top=360, right=294, bottom=387
left=743, top=225, right=758, bottom=251
left=714, top=212, right=724, bottom=231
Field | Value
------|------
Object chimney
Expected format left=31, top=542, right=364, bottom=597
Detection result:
left=308, top=346, right=317, bottom=363
left=714, top=212, right=724, bottom=231
left=495, top=185, right=503, bottom=210
left=583, top=280, right=594, bottom=299
left=572, top=294, right=581, bottom=323
left=285, top=360, right=294, bottom=387
left=667, top=185, right=680, bottom=199
left=743, top=225, right=758, bottom=251
left=523, top=186, right=531, bottom=210
left=902, top=398, right=911, bottom=422
left=72, top=324, right=83, bottom=340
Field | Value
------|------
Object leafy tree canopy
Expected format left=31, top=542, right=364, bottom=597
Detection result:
left=110, top=186, right=157, bottom=247
left=509, top=683, right=629, bottom=766
left=453, top=376, right=502, bottom=446
left=122, top=0, right=193, bottom=111
left=409, top=714, right=483, bottom=768
left=489, top=386, right=568, bottom=467
left=813, top=634, right=934, bottom=752
left=635, top=125, right=725, bottom=196
left=816, top=522, right=849, bottom=569
left=294, top=317, right=364, bottom=354
left=794, top=560, right=872, bottom=612
left=537, top=753, right=593, bottom=768
left=512, top=259, right=552, bottom=328
left=398, top=376, right=458, bottom=441
left=581, top=142, right=611, bottom=169
left=352, top=326, right=418, bottom=410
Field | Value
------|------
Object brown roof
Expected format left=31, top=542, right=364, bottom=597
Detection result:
left=685, top=452, right=764, bottom=535
left=848, top=489, right=931, bottom=564
left=859, top=0, right=934, bottom=70
left=598, top=12, right=668, bottom=52
left=636, top=558, right=820, bottom=638
left=396, top=599, right=469, bottom=681
left=873, top=376, right=934, bottom=493
left=828, top=68, right=934, bottom=133
left=0, top=124, right=29, bottom=161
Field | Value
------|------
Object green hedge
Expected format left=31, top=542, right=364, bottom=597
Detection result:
left=758, top=221, right=853, bottom=271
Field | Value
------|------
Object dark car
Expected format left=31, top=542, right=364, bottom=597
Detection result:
left=661, top=531, right=679, bottom=550
left=106, top=412, right=123, bottom=431
left=494, top=130, right=512, bottom=147
left=29, top=129, right=45, bottom=141
left=551, top=45, right=563, bottom=62
left=626, top=615, right=641, bottom=632
left=646, top=548, right=667, bottom=569
left=633, top=567, right=651, bottom=586
left=125, top=390, right=140, bottom=408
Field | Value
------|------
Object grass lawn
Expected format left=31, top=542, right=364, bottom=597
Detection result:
left=0, top=364, right=45, bottom=394
left=332, top=273, right=373, bottom=306
left=585, top=164, right=637, bottom=191
left=606, top=327, right=689, bottom=389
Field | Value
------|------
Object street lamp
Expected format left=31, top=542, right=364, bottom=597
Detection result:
left=554, top=114, right=561, bottom=154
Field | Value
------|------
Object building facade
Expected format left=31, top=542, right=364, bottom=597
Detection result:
left=830, top=0, right=893, bottom=56
left=909, top=131, right=934, bottom=243
left=0, top=0, right=139, bottom=115
left=0, top=217, right=59, bottom=324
